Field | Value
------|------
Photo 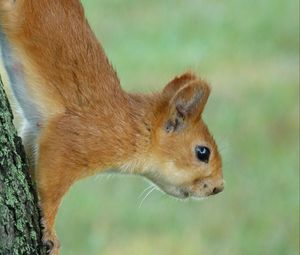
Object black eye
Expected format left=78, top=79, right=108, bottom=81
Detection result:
left=195, top=146, right=210, bottom=163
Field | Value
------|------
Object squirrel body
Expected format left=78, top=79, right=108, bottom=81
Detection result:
left=0, top=0, right=224, bottom=254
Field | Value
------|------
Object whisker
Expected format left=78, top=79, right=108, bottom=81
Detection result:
left=94, top=174, right=106, bottom=182
left=138, top=184, right=155, bottom=199
left=138, top=186, right=156, bottom=208
left=104, top=173, right=114, bottom=181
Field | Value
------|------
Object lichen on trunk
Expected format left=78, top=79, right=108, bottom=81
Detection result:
left=0, top=76, right=45, bottom=255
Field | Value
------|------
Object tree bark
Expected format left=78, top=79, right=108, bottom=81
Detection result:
left=0, top=76, right=45, bottom=255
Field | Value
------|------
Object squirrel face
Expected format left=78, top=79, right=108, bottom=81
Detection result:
left=144, top=73, right=224, bottom=199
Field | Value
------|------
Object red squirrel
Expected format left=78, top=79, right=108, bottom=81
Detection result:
left=0, top=0, right=224, bottom=254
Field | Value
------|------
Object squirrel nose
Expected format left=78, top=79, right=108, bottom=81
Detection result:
left=212, top=186, right=224, bottom=195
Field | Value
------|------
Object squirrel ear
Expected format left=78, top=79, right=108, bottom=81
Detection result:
left=163, top=72, right=197, bottom=97
left=173, top=80, right=211, bottom=119
left=164, top=80, right=211, bottom=133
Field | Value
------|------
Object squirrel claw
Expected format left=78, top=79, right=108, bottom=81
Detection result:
left=42, top=230, right=60, bottom=255
left=44, top=239, right=54, bottom=255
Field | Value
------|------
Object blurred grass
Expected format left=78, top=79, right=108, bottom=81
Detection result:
left=2, top=0, right=299, bottom=254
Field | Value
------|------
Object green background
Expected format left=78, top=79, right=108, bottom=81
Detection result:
left=4, top=0, right=300, bottom=254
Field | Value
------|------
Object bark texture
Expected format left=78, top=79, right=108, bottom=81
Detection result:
left=0, top=76, right=45, bottom=255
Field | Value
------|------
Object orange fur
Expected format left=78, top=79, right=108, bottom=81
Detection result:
left=0, top=0, right=224, bottom=254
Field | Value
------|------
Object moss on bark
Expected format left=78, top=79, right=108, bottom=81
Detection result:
left=0, top=76, right=45, bottom=255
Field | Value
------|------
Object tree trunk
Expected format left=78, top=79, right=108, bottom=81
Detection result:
left=0, top=76, right=45, bottom=255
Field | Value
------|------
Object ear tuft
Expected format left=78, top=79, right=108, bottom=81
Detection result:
left=163, top=72, right=197, bottom=97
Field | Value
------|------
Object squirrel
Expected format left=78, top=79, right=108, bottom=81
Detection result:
left=0, top=0, right=224, bottom=254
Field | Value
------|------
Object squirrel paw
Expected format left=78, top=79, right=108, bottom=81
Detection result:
left=42, top=230, right=60, bottom=255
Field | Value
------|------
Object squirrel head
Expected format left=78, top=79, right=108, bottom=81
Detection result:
left=143, top=73, right=224, bottom=199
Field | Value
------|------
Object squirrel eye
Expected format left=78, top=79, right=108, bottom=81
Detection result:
left=195, top=146, right=210, bottom=163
